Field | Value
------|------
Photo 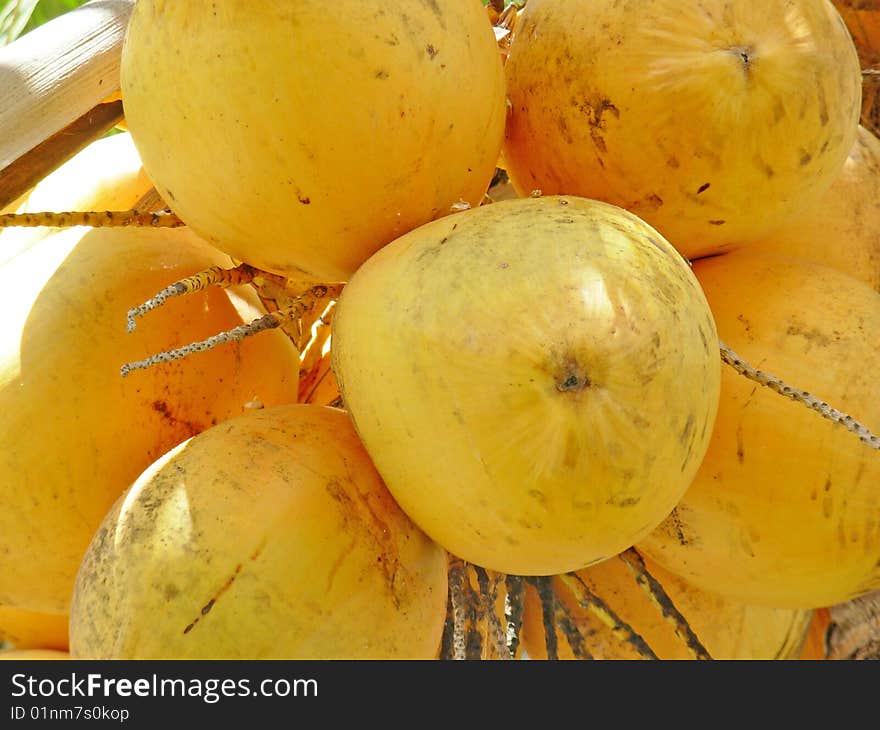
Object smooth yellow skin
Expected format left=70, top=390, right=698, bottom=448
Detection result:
left=521, top=553, right=812, bottom=660
left=0, top=130, right=146, bottom=214
left=502, top=0, right=862, bottom=260
left=332, top=196, right=721, bottom=576
left=13, top=132, right=151, bottom=214
left=0, top=226, right=301, bottom=614
left=638, top=250, right=880, bottom=608
left=121, top=0, right=507, bottom=282
left=0, top=192, right=30, bottom=216
left=756, top=124, right=880, bottom=292
left=0, top=606, right=68, bottom=652
left=0, top=649, right=69, bottom=660
left=0, top=132, right=153, bottom=265
left=70, top=405, right=449, bottom=659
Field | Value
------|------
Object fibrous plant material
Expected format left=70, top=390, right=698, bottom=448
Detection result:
left=120, top=264, right=342, bottom=376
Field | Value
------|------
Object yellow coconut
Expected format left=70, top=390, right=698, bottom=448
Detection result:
left=0, top=606, right=68, bottom=651
left=0, top=225, right=301, bottom=614
left=0, top=131, right=153, bottom=265
left=756, top=124, right=880, bottom=292
left=520, top=552, right=812, bottom=660
left=11, top=132, right=151, bottom=216
left=332, top=195, right=721, bottom=576
left=70, top=405, right=449, bottom=659
left=831, top=1, right=880, bottom=134
left=0, top=649, right=69, bottom=660
left=502, top=0, right=861, bottom=260
left=121, top=0, right=506, bottom=281
left=638, top=249, right=880, bottom=608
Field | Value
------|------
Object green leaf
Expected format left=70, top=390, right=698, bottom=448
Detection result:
left=20, top=0, right=90, bottom=35
left=0, top=0, right=90, bottom=46
left=0, top=0, right=41, bottom=45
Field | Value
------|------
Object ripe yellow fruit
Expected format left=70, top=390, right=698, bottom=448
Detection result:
left=12, top=132, right=151, bottom=216
left=638, top=249, right=880, bottom=608
left=332, top=195, right=721, bottom=576
left=70, top=405, right=449, bottom=659
left=831, top=1, right=880, bottom=134
left=502, top=0, right=862, bottom=260
left=121, top=0, right=507, bottom=282
left=0, top=132, right=153, bottom=265
left=0, top=649, right=69, bottom=660
left=0, top=606, right=68, bottom=651
left=520, top=553, right=812, bottom=660
left=0, top=225, right=301, bottom=614
left=756, top=124, right=880, bottom=292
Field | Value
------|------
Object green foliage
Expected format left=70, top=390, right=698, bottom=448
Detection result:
left=0, top=0, right=38, bottom=44
left=22, top=0, right=89, bottom=33
left=0, top=0, right=89, bottom=46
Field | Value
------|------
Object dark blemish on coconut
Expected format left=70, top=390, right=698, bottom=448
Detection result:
left=556, top=357, right=591, bottom=392
left=754, top=155, right=775, bottom=178
left=638, top=193, right=663, bottom=211
left=575, top=97, right=619, bottom=155
left=818, top=85, right=829, bottom=126
left=728, top=45, right=753, bottom=76
left=646, top=236, right=667, bottom=254
left=182, top=563, right=243, bottom=636
left=423, top=0, right=443, bottom=22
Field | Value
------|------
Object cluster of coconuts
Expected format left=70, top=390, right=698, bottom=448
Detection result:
left=3, top=0, right=878, bottom=660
